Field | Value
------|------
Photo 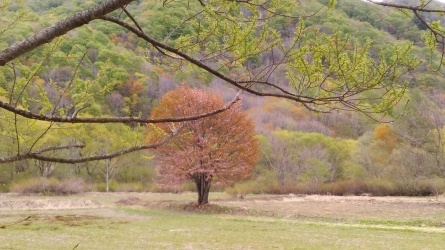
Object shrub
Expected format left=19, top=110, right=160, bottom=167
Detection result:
left=393, top=178, right=445, bottom=196
left=226, top=178, right=281, bottom=197
left=55, top=178, right=87, bottom=195
left=116, top=182, right=144, bottom=192
left=11, top=178, right=86, bottom=195
left=422, top=178, right=445, bottom=196
left=96, top=179, right=118, bottom=192
left=227, top=176, right=445, bottom=197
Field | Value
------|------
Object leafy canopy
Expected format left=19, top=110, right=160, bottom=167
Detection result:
left=148, top=86, right=259, bottom=187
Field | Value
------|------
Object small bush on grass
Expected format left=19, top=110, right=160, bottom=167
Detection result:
left=11, top=177, right=86, bottom=195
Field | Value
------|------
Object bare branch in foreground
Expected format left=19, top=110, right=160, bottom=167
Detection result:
left=0, top=92, right=241, bottom=124
left=366, top=0, right=445, bottom=13
left=0, top=144, right=84, bottom=164
left=0, top=125, right=183, bottom=164
left=33, top=144, right=85, bottom=154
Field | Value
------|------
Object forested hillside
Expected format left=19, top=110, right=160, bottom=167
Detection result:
left=1, top=0, right=445, bottom=196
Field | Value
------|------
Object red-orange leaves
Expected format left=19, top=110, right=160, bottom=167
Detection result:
left=147, top=87, right=259, bottom=188
left=373, top=124, right=399, bottom=151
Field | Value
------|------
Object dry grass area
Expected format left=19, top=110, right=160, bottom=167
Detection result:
left=1, top=192, right=445, bottom=220
left=1, top=192, right=445, bottom=223
left=1, top=192, right=445, bottom=249
left=2, top=192, right=445, bottom=229
left=216, top=194, right=445, bottom=221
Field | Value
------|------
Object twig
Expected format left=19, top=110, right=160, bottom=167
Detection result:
left=0, top=124, right=182, bottom=164
left=0, top=92, right=241, bottom=124
left=72, top=242, right=80, bottom=249
left=0, top=216, right=31, bottom=229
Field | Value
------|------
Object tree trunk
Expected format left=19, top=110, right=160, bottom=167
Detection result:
left=106, top=165, right=109, bottom=192
left=10, top=162, right=14, bottom=181
left=194, top=173, right=212, bottom=205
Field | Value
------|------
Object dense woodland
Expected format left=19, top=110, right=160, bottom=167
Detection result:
left=1, top=0, right=445, bottom=196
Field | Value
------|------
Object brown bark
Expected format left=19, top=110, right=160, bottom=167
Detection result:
left=193, top=173, right=212, bottom=205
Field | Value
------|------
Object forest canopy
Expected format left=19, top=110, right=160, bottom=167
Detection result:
left=1, top=0, right=445, bottom=197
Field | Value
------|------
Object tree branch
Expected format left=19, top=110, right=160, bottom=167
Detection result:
left=0, top=0, right=409, bottom=113
left=366, top=0, right=445, bottom=13
left=0, top=0, right=135, bottom=66
left=0, top=125, right=182, bottom=164
left=0, top=144, right=84, bottom=163
left=29, top=125, right=183, bottom=164
left=99, top=15, right=314, bottom=104
left=0, top=92, right=241, bottom=124
left=33, top=144, right=85, bottom=154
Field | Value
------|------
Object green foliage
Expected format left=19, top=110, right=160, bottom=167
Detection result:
left=127, top=1, right=194, bottom=41
left=2, top=0, right=445, bottom=196
left=226, top=169, right=280, bottom=197
left=97, top=179, right=118, bottom=192
left=115, top=182, right=144, bottom=192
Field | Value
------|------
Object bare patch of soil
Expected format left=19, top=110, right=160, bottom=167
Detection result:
left=174, top=202, right=259, bottom=216
left=216, top=194, right=445, bottom=220
left=0, top=214, right=104, bottom=229
left=116, top=196, right=142, bottom=206
left=114, top=193, right=445, bottom=229
left=2, top=192, right=445, bottom=228
left=116, top=197, right=262, bottom=216
left=0, top=199, right=101, bottom=210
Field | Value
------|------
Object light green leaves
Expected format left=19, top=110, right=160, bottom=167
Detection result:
left=283, top=27, right=418, bottom=116
left=328, top=0, right=337, bottom=9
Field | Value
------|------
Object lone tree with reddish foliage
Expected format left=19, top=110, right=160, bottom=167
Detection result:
left=148, top=87, right=259, bottom=205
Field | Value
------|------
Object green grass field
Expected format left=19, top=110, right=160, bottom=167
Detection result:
left=1, top=192, right=444, bottom=249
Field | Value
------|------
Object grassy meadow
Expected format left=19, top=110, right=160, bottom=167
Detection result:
left=0, top=192, right=444, bottom=249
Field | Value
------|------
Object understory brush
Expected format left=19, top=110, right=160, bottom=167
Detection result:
left=227, top=178, right=445, bottom=197
left=11, top=177, right=87, bottom=195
